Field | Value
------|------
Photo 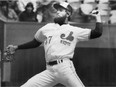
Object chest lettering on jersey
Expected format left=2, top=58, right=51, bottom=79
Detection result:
left=60, top=31, right=74, bottom=46
left=60, top=40, right=71, bottom=46
left=60, top=31, right=74, bottom=41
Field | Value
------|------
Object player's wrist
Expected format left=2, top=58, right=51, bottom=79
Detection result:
left=96, top=15, right=102, bottom=23
left=14, top=45, right=18, bottom=51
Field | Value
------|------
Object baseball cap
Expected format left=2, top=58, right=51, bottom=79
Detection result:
left=53, top=2, right=73, bottom=14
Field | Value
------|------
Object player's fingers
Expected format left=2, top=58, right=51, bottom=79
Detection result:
left=6, top=45, right=16, bottom=55
left=90, top=10, right=100, bottom=16
left=7, top=45, right=11, bottom=48
left=91, top=10, right=99, bottom=14
left=7, top=45, right=14, bottom=49
left=7, top=45, right=15, bottom=51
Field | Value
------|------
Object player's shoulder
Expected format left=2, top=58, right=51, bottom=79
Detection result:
left=67, top=24, right=83, bottom=30
left=44, top=23, right=56, bottom=27
left=38, top=23, right=58, bottom=33
left=66, top=24, right=92, bottom=34
left=40, top=23, right=56, bottom=30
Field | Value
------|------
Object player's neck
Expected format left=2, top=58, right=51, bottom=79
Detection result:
left=59, top=18, right=68, bottom=25
left=65, top=17, right=68, bottom=24
left=54, top=18, right=69, bottom=26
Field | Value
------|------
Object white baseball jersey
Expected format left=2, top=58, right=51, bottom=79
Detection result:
left=35, top=23, right=91, bottom=62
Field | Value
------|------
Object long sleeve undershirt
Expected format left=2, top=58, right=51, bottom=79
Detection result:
left=89, top=22, right=103, bottom=39
left=17, top=39, right=42, bottom=50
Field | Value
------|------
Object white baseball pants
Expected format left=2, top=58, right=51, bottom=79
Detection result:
left=21, top=59, right=85, bottom=87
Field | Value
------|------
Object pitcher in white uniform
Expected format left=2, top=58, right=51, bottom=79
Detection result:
left=6, top=1, right=103, bottom=87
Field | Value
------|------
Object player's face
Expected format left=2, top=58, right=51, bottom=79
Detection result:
left=56, top=8, right=67, bottom=17
left=54, top=7, right=68, bottom=25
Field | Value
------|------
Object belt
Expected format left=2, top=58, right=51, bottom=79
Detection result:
left=47, top=59, right=72, bottom=66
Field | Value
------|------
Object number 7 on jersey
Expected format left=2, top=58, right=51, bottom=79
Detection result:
left=45, top=36, right=52, bottom=45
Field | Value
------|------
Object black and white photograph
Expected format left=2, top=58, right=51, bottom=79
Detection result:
left=0, top=0, right=116, bottom=87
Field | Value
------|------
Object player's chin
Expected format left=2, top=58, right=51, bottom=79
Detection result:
left=54, top=15, right=62, bottom=19
left=54, top=16, right=66, bottom=24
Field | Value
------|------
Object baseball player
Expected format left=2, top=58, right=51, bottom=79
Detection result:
left=5, top=1, right=103, bottom=87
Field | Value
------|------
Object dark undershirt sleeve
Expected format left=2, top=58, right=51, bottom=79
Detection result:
left=17, top=38, right=42, bottom=50
left=89, top=22, right=103, bottom=39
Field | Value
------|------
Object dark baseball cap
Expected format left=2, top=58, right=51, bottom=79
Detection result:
left=53, top=2, right=73, bottom=14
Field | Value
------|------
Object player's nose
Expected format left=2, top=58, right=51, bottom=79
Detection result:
left=56, top=10, right=61, bottom=14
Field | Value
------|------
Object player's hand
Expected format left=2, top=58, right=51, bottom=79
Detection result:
left=90, top=10, right=101, bottom=17
left=3, top=45, right=18, bottom=62
left=6, top=45, right=18, bottom=54
left=90, top=10, right=102, bottom=22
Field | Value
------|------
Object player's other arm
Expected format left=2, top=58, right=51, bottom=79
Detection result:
left=6, top=38, right=42, bottom=54
left=89, top=10, right=103, bottom=39
left=17, top=38, right=42, bottom=50
left=6, top=24, right=47, bottom=54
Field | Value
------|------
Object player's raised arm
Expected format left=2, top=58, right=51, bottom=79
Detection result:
left=89, top=10, right=103, bottom=39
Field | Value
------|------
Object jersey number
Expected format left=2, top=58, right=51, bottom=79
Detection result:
left=45, top=36, right=52, bottom=45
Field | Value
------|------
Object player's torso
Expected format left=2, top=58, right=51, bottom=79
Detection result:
left=42, top=23, right=78, bottom=61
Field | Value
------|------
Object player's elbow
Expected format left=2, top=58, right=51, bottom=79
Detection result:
left=90, top=23, right=103, bottom=39
left=89, top=30, right=102, bottom=39
left=95, top=32, right=102, bottom=38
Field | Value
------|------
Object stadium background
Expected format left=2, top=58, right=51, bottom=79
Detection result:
left=0, top=0, right=116, bottom=87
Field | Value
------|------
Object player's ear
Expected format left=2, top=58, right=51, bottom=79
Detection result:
left=66, top=11, right=71, bottom=17
left=66, top=11, right=71, bottom=20
left=66, top=11, right=72, bottom=21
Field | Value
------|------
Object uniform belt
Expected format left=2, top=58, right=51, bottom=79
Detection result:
left=47, top=59, right=72, bottom=66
